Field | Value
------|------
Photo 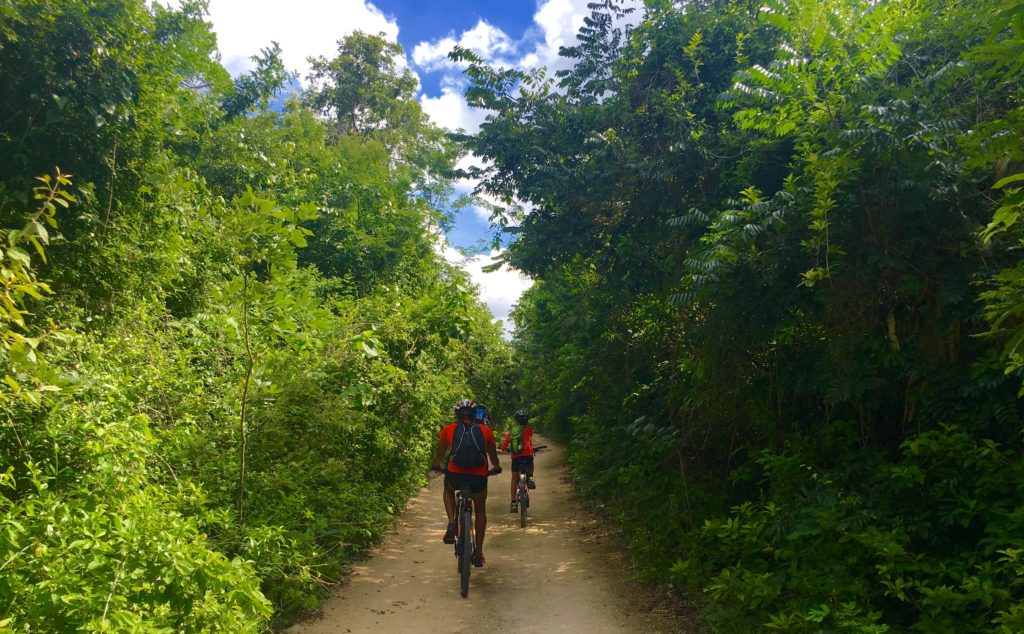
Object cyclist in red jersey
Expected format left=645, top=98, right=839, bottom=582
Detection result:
left=501, top=409, right=535, bottom=512
left=433, top=399, right=502, bottom=566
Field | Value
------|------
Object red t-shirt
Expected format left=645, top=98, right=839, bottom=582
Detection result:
left=501, top=425, right=533, bottom=458
left=439, top=421, right=495, bottom=476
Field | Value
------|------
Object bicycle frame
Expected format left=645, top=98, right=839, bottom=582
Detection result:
left=454, top=484, right=475, bottom=558
left=452, top=483, right=474, bottom=597
left=517, top=473, right=530, bottom=504
left=516, top=470, right=530, bottom=527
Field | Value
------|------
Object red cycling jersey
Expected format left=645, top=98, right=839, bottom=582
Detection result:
left=500, top=425, right=533, bottom=458
left=439, top=421, right=495, bottom=477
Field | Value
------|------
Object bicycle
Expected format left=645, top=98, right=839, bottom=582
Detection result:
left=510, top=445, right=545, bottom=528
left=433, top=466, right=500, bottom=597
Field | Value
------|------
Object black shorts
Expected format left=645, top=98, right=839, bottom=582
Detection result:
left=511, top=456, right=534, bottom=473
left=445, top=471, right=488, bottom=493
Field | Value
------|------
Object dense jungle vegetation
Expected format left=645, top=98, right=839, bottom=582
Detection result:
left=4, top=0, right=1024, bottom=631
left=0, top=0, right=514, bottom=630
left=459, top=0, right=1024, bottom=631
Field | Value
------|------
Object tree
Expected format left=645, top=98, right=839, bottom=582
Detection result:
left=305, top=31, right=419, bottom=138
left=221, top=42, right=291, bottom=119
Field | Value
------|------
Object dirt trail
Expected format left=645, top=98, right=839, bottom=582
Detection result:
left=289, top=436, right=692, bottom=634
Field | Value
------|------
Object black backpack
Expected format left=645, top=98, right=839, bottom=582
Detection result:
left=451, top=422, right=486, bottom=469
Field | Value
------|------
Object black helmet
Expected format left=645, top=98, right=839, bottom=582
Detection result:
left=514, top=409, right=529, bottom=424
left=455, top=398, right=475, bottom=421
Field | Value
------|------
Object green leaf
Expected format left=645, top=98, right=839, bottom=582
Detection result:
left=7, top=246, right=30, bottom=266
left=288, top=228, right=308, bottom=248
left=994, top=172, right=1024, bottom=189
left=27, top=221, right=49, bottom=244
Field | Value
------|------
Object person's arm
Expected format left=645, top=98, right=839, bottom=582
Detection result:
left=500, top=432, right=510, bottom=452
left=433, top=429, right=449, bottom=470
left=487, top=442, right=503, bottom=471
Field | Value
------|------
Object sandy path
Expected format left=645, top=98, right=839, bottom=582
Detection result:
left=289, top=437, right=691, bottom=633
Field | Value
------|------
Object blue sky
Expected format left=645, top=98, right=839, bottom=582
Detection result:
left=195, top=0, right=623, bottom=326
left=378, top=0, right=535, bottom=95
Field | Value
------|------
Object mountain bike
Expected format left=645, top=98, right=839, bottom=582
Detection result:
left=511, top=445, right=545, bottom=528
left=433, top=466, right=500, bottom=597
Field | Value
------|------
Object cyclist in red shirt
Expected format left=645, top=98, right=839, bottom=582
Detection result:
left=433, top=399, right=502, bottom=567
left=501, top=409, right=535, bottom=513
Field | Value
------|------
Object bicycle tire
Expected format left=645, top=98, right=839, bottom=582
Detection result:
left=453, top=499, right=464, bottom=570
left=459, top=508, right=472, bottom=597
left=518, top=487, right=528, bottom=528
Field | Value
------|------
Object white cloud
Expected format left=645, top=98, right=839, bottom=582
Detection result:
left=412, top=35, right=460, bottom=72
left=412, top=19, right=515, bottom=73
left=529, top=0, right=589, bottom=69
left=419, top=85, right=488, bottom=133
left=203, top=0, right=400, bottom=81
left=468, top=253, right=533, bottom=332
left=459, top=20, right=516, bottom=63
left=434, top=241, right=533, bottom=335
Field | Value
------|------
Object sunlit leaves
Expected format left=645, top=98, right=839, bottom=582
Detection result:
left=470, top=0, right=1024, bottom=631
left=0, top=2, right=512, bottom=631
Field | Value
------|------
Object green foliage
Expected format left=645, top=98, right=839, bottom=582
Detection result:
left=462, top=0, right=1024, bottom=630
left=221, top=42, right=291, bottom=119
left=0, top=2, right=510, bottom=630
left=1, top=405, right=272, bottom=632
left=676, top=424, right=1024, bottom=633
left=0, top=174, right=272, bottom=630
left=304, top=31, right=424, bottom=150
left=0, top=171, right=73, bottom=405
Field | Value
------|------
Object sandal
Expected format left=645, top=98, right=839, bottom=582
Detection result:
left=472, top=551, right=485, bottom=567
left=442, top=523, right=456, bottom=544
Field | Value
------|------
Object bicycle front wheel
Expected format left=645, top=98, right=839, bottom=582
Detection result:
left=459, top=509, right=473, bottom=597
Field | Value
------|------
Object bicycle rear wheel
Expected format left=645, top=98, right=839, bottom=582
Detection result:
left=518, top=487, right=528, bottom=528
left=459, top=507, right=472, bottom=597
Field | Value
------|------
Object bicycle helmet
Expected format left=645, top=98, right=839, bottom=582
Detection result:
left=514, top=409, right=529, bottom=424
left=455, top=398, right=476, bottom=421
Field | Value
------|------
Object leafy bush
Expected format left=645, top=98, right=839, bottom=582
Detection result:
left=1, top=399, right=272, bottom=631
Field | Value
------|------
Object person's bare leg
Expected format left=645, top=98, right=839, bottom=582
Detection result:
left=472, top=489, right=488, bottom=556
left=443, top=485, right=455, bottom=524
left=510, top=471, right=520, bottom=501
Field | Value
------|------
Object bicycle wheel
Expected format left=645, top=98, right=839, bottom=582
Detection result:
left=459, top=508, right=473, bottom=597
left=518, top=487, right=528, bottom=528
left=453, top=498, right=463, bottom=569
